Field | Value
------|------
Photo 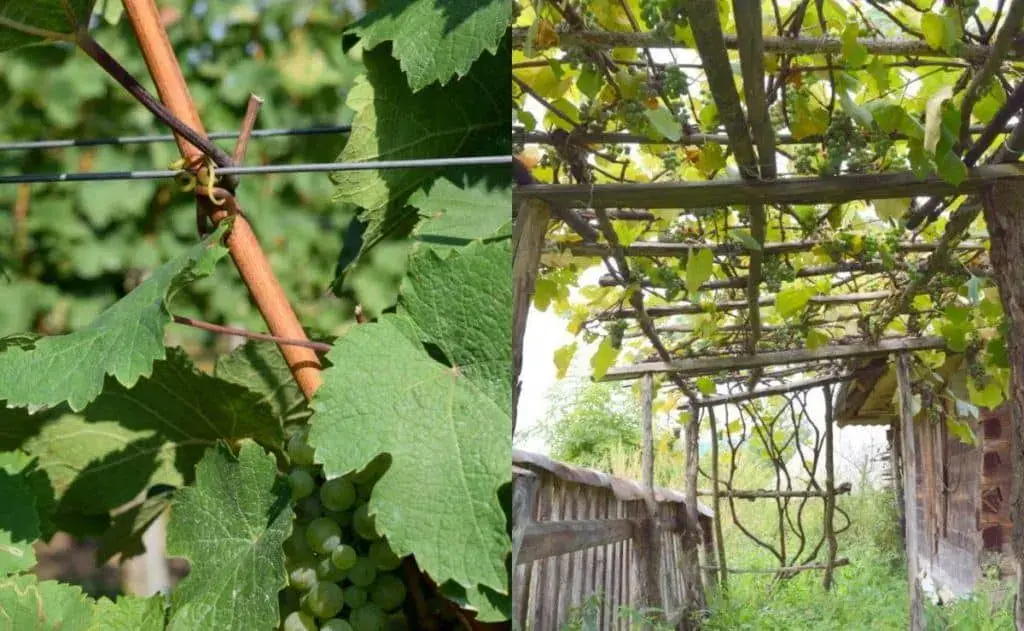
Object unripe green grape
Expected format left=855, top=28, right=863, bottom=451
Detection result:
left=344, top=584, right=368, bottom=608
left=384, top=613, right=410, bottom=631
left=371, top=574, right=406, bottom=612
left=368, top=540, right=401, bottom=571
left=302, top=581, right=345, bottom=619
left=306, top=517, right=343, bottom=555
left=287, top=431, right=316, bottom=466
left=352, top=503, right=379, bottom=541
left=284, top=524, right=314, bottom=561
left=295, top=495, right=324, bottom=522
left=288, top=563, right=318, bottom=592
left=316, top=555, right=346, bottom=582
left=320, top=477, right=357, bottom=511
left=288, top=468, right=316, bottom=501
left=348, top=556, right=377, bottom=587
left=282, top=610, right=317, bottom=631
left=350, top=603, right=386, bottom=631
left=330, top=544, right=358, bottom=571
left=321, top=619, right=355, bottom=631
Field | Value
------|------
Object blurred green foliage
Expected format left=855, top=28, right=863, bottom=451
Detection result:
left=0, top=0, right=375, bottom=350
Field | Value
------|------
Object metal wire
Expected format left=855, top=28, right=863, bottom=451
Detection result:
left=0, top=125, right=352, bottom=152
left=0, top=155, right=512, bottom=185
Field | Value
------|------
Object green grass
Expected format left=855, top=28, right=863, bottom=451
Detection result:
left=598, top=442, right=1015, bottom=630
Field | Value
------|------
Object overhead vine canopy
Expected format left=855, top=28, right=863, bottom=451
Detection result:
left=512, top=0, right=1023, bottom=425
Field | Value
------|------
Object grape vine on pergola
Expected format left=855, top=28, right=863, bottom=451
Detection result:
left=512, top=0, right=1024, bottom=628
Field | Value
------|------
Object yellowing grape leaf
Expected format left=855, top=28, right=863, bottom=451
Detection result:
left=685, top=248, right=714, bottom=293
left=591, top=338, right=620, bottom=380
left=554, top=343, right=578, bottom=379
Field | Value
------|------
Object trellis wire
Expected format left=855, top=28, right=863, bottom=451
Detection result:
left=0, top=125, right=352, bottom=152
left=0, top=155, right=512, bottom=185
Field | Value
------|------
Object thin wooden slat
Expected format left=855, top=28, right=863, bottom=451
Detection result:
left=600, top=336, right=947, bottom=380
left=530, top=477, right=553, bottom=631
left=512, top=163, right=1024, bottom=211
left=556, top=487, right=575, bottom=629
left=548, top=481, right=564, bottom=630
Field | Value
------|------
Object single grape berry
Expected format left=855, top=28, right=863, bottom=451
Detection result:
left=288, top=468, right=316, bottom=501
left=302, top=581, right=345, bottom=619
left=287, top=431, right=315, bottom=466
left=306, top=517, right=343, bottom=555
left=371, top=574, right=407, bottom=612
left=369, top=540, right=401, bottom=571
left=320, top=477, right=357, bottom=512
left=348, top=556, right=377, bottom=587
left=282, top=610, right=317, bottom=631
left=284, top=524, right=314, bottom=562
left=321, top=619, right=355, bottom=631
left=344, top=584, right=369, bottom=608
left=288, top=563, right=318, bottom=592
left=331, top=544, right=358, bottom=571
left=350, top=603, right=387, bottom=631
left=316, top=555, right=346, bottom=582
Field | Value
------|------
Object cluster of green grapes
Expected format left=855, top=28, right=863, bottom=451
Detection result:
left=820, top=113, right=866, bottom=176
left=279, top=428, right=408, bottom=631
left=660, top=66, right=687, bottom=100
left=761, top=256, right=796, bottom=293
left=615, top=98, right=650, bottom=134
left=638, top=0, right=686, bottom=30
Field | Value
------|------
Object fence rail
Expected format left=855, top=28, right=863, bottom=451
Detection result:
left=513, top=450, right=714, bottom=631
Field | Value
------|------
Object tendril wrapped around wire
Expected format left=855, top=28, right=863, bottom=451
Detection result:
left=170, top=155, right=226, bottom=205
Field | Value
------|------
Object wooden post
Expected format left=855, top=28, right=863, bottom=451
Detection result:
left=679, top=403, right=706, bottom=629
left=896, top=353, right=925, bottom=630
left=512, top=198, right=550, bottom=434
left=634, top=373, right=664, bottom=620
left=641, top=374, right=655, bottom=489
left=512, top=467, right=539, bottom=631
left=822, top=385, right=838, bottom=591
left=707, top=407, right=726, bottom=592
left=979, top=182, right=1024, bottom=630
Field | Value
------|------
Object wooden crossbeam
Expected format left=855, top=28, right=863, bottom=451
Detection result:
left=516, top=518, right=636, bottom=565
left=513, top=163, right=1024, bottom=210
left=701, top=557, right=851, bottom=574
left=597, top=336, right=946, bottom=380
left=599, top=290, right=893, bottom=319
left=696, top=485, right=852, bottom=499
left=693, top=373, right=855, bottom=406
left=511, top=27, right=1024, bottom=62
left=567, top=240, right=987, bottom=258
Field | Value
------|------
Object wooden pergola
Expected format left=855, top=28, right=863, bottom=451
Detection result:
left=512, top=1, right=1024, bottom=630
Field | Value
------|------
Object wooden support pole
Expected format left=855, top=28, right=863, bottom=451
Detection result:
left=707, top=407, right=726, bottom=593
left=634, top=373, right=664, bottom=620
left=822, top=385, right=838, bottom=591
left=600, top=336, right=946, bottom=380
left=512, top=468, right=539, bottom=631
left=512, top=198, right=550, bottom=434
left=512, top=163, right=1024, bottom=211
left=896, top=353, right=925, bottom=630
left=121, top=0, right=322, bottom=399
left=641, top=374, right=655, bottom=490
left=680, top=403, right=706, bottom=628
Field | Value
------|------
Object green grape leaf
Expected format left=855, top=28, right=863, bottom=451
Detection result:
left=591, top=337, right=620, bottom=381
left=553, top=343, right=578, bottom=379
left=0, top=224, right=229, bottom=412
left=935, top=148, right=967, bottom=186
left=921, top=13, right=946, bottom=50
left=215, top=341, right=310, bottom=426
left=0, top=574, right=94, bottom=630
left=331, top=38, right=507, bottom=215
left=840, top=22, right=868, bottom=66
left=92, top=0, right=123, bottom=25
left=924, top=85, right=954, bottom=154
left=88, top=595, right=165, bottom=631
left=308, top=314, right=510, bottom=603
left=1, top=348, right=282, bottom=522
left=968, top=380, right=1003, bottom=410
left=0, top=469, right=40, bottom=575
left=729, top=229, right=762, bottom=251
left=805, top=328, right=829, bottom=350
left=350, top=0, right=511, bottom=92
left=410, top=169, right=512, bottom=250
left=166, top=442, right=292, bottom=631
left=775, top=286, right=814, bottom=319
left=685, top=248, right=714, bottom=293
left=96, top=492, right=172, bottom=565
left=0, top=1, right=94, bottom=52
left=695, top=376, right=716, bottom=396
left=874, top=198, right=910, bottom=220
left=398, top=241, right=512, bottom=413
left=643, top=107, right=683, bottom=141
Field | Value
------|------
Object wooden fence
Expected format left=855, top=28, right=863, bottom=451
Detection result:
left=512, top=450, right=715, bottom=631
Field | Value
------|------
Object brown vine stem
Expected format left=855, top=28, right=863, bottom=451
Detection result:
left=171, top=316, right=331, bottom=353
left=74, top=31, right=238, bottom=192
left=120, top=0, right=323, bottom=399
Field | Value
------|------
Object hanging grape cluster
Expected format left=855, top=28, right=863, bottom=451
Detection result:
left=279, top=427, right=410, bottom=631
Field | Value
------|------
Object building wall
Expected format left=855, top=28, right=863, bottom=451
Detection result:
left=908, top=404, right=1012, bottom=598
